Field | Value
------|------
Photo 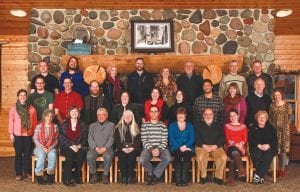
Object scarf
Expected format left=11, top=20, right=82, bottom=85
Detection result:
left=66, top=119, right=81, bottom=142
left=16, top=100, right=31, bottom=132
left=224, top=94, right=242, bottom=105
left=39, top=123, right=55, bottom=149
left=107, top=75, right=121, bottom=104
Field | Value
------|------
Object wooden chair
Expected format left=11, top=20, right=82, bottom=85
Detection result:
left=86, top=156, right=113, bottom=183
left=114, top=156, right=141, bottom=183
left=58, top=155, right=86, bottom=183
left=141, top=156, right=169, bottom=183
left=168, top=157, right=196, bottom=183
left=249, top=155, right=277, bottom=183
left=196, top=156, right=227, bottom=183
left=31, top=155, right=58, bottom=183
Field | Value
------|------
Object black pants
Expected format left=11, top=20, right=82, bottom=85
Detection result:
left=14, top=135, right=32, bottom=176
left=250, top=147, right=275, bottom=178
left=60, top=147, right=86, bottom=182
left=227, top=146, right=242, bottom=159
left=118, top=151, right=137, bottom=178
left=172, top=149, right=192, bottom=170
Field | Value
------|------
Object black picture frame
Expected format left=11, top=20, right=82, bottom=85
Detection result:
left=131, top=20, right=174, bottom=53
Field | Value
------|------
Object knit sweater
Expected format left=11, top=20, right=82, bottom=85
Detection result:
left=218, top=74, right=248, bottom=98
left=195, top=121, right=225, bottom=148
left=141, top=121, right=168, bottom=150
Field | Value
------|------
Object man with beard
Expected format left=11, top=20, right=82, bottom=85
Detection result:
left=84, top=80, right=110, bottom=125
left=30, top=61, right=59, bottom=95
left=127, top=58, right=154, bottom=111
left=28, top=75, right=53, bottom=121
left=193, top=79, right=224, bottom=128
left=59, top=56, right=89, bottom=98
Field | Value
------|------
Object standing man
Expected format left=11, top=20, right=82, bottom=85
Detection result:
left=193, top=79, right=224, bottom=127
left=246, top=60, right=273, bottom=96
left=31, top=61, right=59, bottom=95
left=53, top=77, right=83, bottom=124
left=84, top=80, right=110, bottom=125
left=139, top=105, right=172, bottom=185
left=246, top=78, right=272, bottom=127
left=127, top=58, right=154, bottom=110
left=87, top=108, right=114, bottom=184
left=59, top=56, right=89, bottom=98
left=176, top=61, right=204, bottom=105
left=195, top=108, right=227, bottom=185
left=28, top=75, right=53, bottom=122
left=218, top=60, right=248, bottom=98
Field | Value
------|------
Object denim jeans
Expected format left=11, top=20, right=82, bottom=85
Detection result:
left=87, top=147, right=113, bottom=176
left=33, top=147, right=57, bottom=175
left=139, top=148, right=172, bottom=178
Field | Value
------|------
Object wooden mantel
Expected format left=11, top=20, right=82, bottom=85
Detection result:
left=61, top=54, right=244, bottom=74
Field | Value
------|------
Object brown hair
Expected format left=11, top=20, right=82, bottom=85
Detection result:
left=272, top=88, right=285, bottom=100
left=66, top=56, right=79, bottom=72
left=67, top=106, right=80, bottom=119
left=227, top=82, right=241, bottom=95
left=176, top=107, right=187, bottom=115
left=255, top=110, right=269, bottom=121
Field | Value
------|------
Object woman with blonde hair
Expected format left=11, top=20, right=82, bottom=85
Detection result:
left=33, top=109, right=58, bottom=185
left=269, top=88, right=292, bottom=177
left=155, top=67, right=177, bottom=107
left=114, top=110, right=141, bottom=184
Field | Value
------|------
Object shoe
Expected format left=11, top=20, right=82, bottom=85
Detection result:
left=36, top=175, right=45, bottom=185
left=214, top=178, right=224, bottom=185
left=226, top=177, right=236, bottom=186
left=146, top=174, right=154, bottom=185
left=252, top=174, right=263, bottom=184
left=15, top=175, right=22, bottom=181
left=127, top=177, right=133, bottom=184
left=45, top=173, right=54, bottom=185
left=90, top=173, right=98, bottom=184
left=63, top=180, right=76, bottom=187
left=25, top=173, right=32, bottom=179
left=238, top=169, right=246, bottom=178
left=122, top=177, right=128, bottom=184
left=102, top=175, right=109, bottom=184
left=199, top=177, right=207, bottom=184
left=277, top=170, right=285, bottom=178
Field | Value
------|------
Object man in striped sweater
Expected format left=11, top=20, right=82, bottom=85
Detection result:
left=140, top=105, right=172, bottom=185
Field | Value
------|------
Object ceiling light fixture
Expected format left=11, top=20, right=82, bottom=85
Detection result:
left=276, top=9, right=293, bottom=17
left=10, top=9, right=27, bottom=17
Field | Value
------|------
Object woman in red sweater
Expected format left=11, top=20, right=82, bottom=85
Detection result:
left=224, top=109, right=248, bottom=186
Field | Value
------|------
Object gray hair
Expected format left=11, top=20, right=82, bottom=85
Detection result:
left=97, top=108, right=108, bottom=115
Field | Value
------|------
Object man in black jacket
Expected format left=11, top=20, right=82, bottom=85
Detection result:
left=194, top=108, right=227, bottom=185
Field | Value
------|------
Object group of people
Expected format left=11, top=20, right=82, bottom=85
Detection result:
left=8, top=56, right=292, bottom=187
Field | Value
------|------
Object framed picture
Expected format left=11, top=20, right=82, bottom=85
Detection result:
left=131, top=20, right=174, bottom=53
left=273, top=75, right=296, bottom=100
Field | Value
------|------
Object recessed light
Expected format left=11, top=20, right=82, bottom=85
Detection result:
left=10, top=9, right=27, bottom=17
left=276, top=9, right=293, bottom=17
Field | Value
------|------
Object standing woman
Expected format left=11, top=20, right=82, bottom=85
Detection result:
left=8, top=89, right=38, bottom=180
left=155, top=67, right=177, bottom=107
left=269, top=88, right=292, bottom=177
left=223, top=82, right=247, bottom=124
left=249, top=110, right=277, bottom=184
left=143, top=87, right=169, bottom=123
left=59, top=107, right=87, bottom=187
left=168, top=89, right=193, bottom=124
left=224, top=109, right=248, bottom=186
left=114, top=110, right=141, bottom=184
left=33, top=109, right=58, bottom=185
left=168, top=107, right=195, bottom=186
left=102, top=65, right=124, bottom=110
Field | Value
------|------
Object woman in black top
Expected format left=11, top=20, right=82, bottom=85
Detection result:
left=114, top=110, right=141, bottom=184
left=249, top=110, right=277, bottom=184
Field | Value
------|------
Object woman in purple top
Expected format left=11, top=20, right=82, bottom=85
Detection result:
left=223, top=82, right=247, bottom=124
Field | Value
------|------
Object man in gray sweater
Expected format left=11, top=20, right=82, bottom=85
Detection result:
left=87, top=108, right=114, bottom=184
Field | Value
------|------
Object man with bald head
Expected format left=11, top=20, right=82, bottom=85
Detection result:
left=176, top=61, right=204, bottom=105
left=245, top=78, right=272, bottom=127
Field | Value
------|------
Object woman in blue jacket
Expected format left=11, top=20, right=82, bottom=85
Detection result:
left=168, top=107, right=195, bottom=186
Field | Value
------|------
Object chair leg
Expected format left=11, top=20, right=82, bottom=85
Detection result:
left=168, top=163, right=172, bottom=183
left=164, top=167, right=168, bottom=183
left=273, top=156, right=277, bottom=183
left=86, top=164, right=90, bottom=183
left=59, top=159, right=62, bottom=183
left=192, top=158, right=195, bottom=183
left=32, top=158, right=35, bottom=183
left=114, top=158, right=118, bottom=183
left=137, top=160, right=141, bottom=183
left=110, top=164, right=113, bottom=183
left=141, top=166, right=144, bottom=183
left=55, top=159, right=58, bottom=182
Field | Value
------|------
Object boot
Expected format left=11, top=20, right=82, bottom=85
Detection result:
left=45, top=173, right=55, bottom=185
left=226, top=160, right=236, bottom=186
left=36, top=175, right=45, bottom=185
left=232, top=153, right=245, bottom=178
left=75, top=170, right=83, bottom=184
left=174, top=162, right=181, bottom=186
left=181, top=161, right=189, bottom=186
left=90, top=173, right=98, bottom=184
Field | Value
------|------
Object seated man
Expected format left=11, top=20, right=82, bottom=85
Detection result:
left=139, top=105, right=172, bottom=185
left=87, top=108, right=114, bottom=184
left=195, top=108, right=227, bottom=185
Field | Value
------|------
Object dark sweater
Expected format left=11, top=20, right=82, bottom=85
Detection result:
left=195, top=121, right=225, bottom=148
left=246, top=92, right=272, bottom=127
left=109, top=103, right=142, bottom=126
left=246, top=72, right=273, bottom=96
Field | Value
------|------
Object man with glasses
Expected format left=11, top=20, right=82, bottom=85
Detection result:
left=139, top=105, right=171, bottom=185
left=28, top=75, right=53, bottom=121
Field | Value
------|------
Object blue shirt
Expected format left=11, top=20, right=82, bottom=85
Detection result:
left=168, top=122, right=195, bottom=153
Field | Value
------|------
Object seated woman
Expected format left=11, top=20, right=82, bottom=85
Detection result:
left=168, top=107, right=195, bottom=186
left=33, top=109, right=58, bottom=185
left=114, top=110, right=141, bottom=184
left=143, top=87, right=169, bottom=123
left=168, top=89, right=193, bottom=124
left=224, top=109, right=248, bottom=186
left=249, top=110, right=277, bottom=184
left=59, top=107, right=87, bottom=187
left=223, top=82, right=247, bottom=124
